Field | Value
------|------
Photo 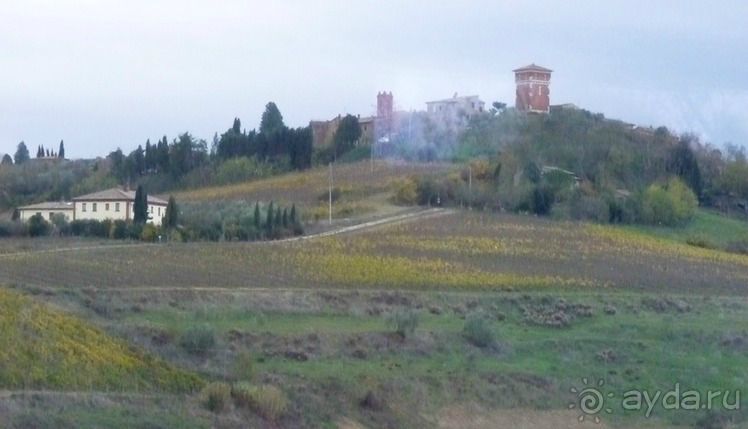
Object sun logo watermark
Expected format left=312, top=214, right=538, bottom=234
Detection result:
left=569, top=378, right=615, bottom=424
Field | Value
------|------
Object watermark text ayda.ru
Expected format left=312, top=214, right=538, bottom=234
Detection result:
left=570, top=378, right=741, bottom=422
left=622, top=383, right=740, bottom=418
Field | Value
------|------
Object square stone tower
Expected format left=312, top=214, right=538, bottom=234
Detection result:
left=514, top=64, right=552, bottom=113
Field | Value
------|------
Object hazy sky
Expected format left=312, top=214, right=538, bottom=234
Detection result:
left=1, top=0, right=747, bottom=158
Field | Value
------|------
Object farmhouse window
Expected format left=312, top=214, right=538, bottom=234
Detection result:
left=115, top=203, right=120, bottom=212
left=105, top=203, right=110, bottom=211
left=92, top=203, right=97, bottom=212
left=82, top=203, right=87, bottom=212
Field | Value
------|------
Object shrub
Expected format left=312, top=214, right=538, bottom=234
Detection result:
left=568, top=191, right=610, bottom=223
left=0, top=220, right=25, bottom=237
left=392, top=178, right=419, bottom=205
left=232, top=351, right=255, bottom=381
left=463, top=312, right=495, bottom=348
left=530, top=185, right=555, bottom=215
left=69, top=219, right=110, bottom=237
left=685, top=234, right=716, bottom=249
left=49, top=213, right=69, bottom=232
left=386, top=308, right=419, bottom=338
left=140, top=223, right=159, bottom=242
left=180, top=325, right=216, bottom=355
left=231, top=381, right=255, bottom=408
left=238, top=384, right=288, bottom=421
left=214, top=156, right=275, bottom=185
left=109, top=220, right=128, bottom=239
left=640, top=177, right=697, bottom=226
left=201, top=382, right=231, bottom=413
left=27, top=214, right=51, bottom=237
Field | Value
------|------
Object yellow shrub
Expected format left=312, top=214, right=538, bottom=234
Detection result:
left=392, top=178, right=418, bottom=205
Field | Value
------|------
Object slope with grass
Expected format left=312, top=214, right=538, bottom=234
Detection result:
left=0, top=287, right=202, bottom=392
left=622, top=208, right=748, bottom=251
left=174, top=160, right=447, bottom=214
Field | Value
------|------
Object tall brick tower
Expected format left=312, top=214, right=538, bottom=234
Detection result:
left=514, top=64, right=552, bottom=113
left=376, top=91, right=394, bottom=138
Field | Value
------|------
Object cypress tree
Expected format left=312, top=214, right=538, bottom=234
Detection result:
left=274, top=206, right=282, bottom=228
left=133, top=185, right=149, bottom=224
left=254, top=202, right=261, bottom=230
left=265, top=201, right=274, bottom=236
left=282, top=208, right=288, bottom=228
left=14, top=142, right=30, bottom=164
left=290, top=204, right=297, bottom=225
left=164, top=196, right=178, bottom=228
left=58, top=140, right=65, bottom=159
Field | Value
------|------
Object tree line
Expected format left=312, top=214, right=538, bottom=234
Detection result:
left=108, top=102, right=314, bottom=185
left=4, top=140, right=66, bottom=165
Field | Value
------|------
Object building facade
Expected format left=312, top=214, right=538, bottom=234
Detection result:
left=426, top=94, right=485, bottom=119
left=72, top=188, right=168, bottom=226
left=310, top=91, right=396, bottom=148
left=514, top=64, right=552, bottom=113
left=18, top=188, right=168, bottom=226
left=18, top=202, right=74, bottom=222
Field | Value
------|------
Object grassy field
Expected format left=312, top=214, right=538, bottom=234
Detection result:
left=2, top=204, right=748, bottom=427
left=623, top=209, right=748, bottom=251
left=4, top=285, right=746, bottom=428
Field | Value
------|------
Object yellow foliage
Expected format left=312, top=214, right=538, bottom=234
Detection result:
left=0, top=288, right=202, bottom=391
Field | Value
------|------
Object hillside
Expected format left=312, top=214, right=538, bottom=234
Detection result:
left=0, top=287, right=202, bottom=392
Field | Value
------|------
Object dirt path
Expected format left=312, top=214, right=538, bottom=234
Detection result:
left=273, top=207, right=450, bottom=243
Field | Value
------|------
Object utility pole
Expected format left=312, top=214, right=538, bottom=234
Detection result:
left=328, top=162, right=333, bottom=225
left=468, top=165, right=473, bottom=209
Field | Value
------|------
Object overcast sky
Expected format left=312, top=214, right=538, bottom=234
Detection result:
left=1, top=0, right=747, bottom=158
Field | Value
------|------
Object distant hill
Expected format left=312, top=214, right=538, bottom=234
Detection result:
left=458, top=106, right=680, bottom=191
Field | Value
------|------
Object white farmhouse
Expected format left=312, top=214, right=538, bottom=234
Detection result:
left=17, top=187, right=168, bottom=226
left=17, top=202, right=75, bottom=222
left=72, top=188, right=168, bottom=226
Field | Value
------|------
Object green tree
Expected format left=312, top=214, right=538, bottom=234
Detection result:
left=524, top=161, right=541, bottom=184
left=169, top=132, right=208, bottom=177
left=668, top=136, right=702, bottom=197
left=14, top=142, right=30, bottom=164
left=58, top=140, right=65, bottom=159
left=640, top=177, right=697, bottom=226
left=265, top=201, right=274, bottom=236
left=27, top=214, right=50, bottom=237
left=1, top=154, right=12, bottom=165
left=260, top=102, right=285, bottom=135
left=133, top=185, right=149, bottom=224
left=490, top=101, right=507, bottom=115
left=254, top=202, right=261, bottom=230
left=289, top=204, right=297, bottom=225
left=274, top=206, right=282, bottom=228
left=282, top=208, right=288, bottom=228
left=333, top=114, right=362, bottom=158
left=164, top=196, right=178, bottom=228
